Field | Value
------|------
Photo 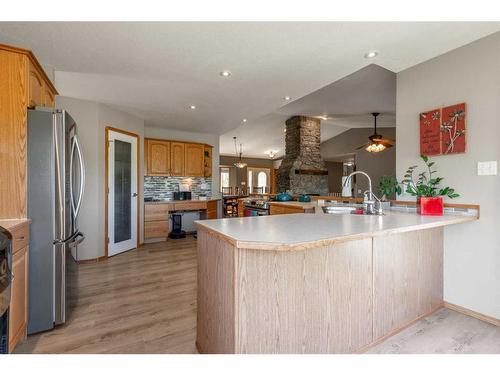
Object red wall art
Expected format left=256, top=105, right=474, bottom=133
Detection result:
left=419, top=102, right=466, bottom=156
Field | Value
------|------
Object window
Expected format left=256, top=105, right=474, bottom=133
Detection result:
left=220, top=167, right=230, bottom=192
left=257, top=171, right=267, bottom=189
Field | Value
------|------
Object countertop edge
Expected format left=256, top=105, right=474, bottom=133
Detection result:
left=195, top=215, right=477, bottom=251
left=0, top=218, right=32, bottom=231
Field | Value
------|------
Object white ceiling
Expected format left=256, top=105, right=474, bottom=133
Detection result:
left=220, top=64, right=397, bottom=158
left=1, top=22, right=499, bottom=156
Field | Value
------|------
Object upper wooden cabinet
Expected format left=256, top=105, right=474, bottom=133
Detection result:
left=28, top=61, right=44, bottom=107
left=144, top=138, right=213, bottom=178
left=146, top=139, right=170, bottom=175
left=170, top=142, right=185, bottom=176
left=0, top=44, right=58, bottom=220
left=184, top=143, right=205, bottom=177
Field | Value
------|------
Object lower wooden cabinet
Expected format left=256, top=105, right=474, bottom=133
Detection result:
left=269, top=205, right=305, bottom=215
left=8, top=223, right=30, bottom=353
left=144, top=220, right=169, bottom=239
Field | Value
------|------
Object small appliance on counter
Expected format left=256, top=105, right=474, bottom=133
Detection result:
left=173, top=191, right=192, bottom=201
left=0, top=227, right=13, bottom=354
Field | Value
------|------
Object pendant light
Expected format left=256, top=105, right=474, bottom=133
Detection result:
left=233, top=136, right=247, bottom=168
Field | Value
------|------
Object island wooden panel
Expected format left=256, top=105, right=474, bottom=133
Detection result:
left=197, top=225, right=447, bottom=353
left=236, top=239, right=373, bottom=353
left=372, top=227, right=443, bottom=340
left=196, top=230, right=235, bottom=353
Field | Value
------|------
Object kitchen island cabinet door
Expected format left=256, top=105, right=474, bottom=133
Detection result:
left=184, top=143, right=204, bottom=177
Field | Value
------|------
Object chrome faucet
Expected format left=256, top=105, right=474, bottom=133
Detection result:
left=343, top=171, right=383, bottom=215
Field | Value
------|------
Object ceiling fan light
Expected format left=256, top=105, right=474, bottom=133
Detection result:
left=234, top=161, right=247, bottom=168
left=365, top=143, right=386, bottom=153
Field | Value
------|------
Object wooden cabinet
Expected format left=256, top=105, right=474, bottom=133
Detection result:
left=206, top=200, right=218, bottom=219
left=0, top=44, right=58, bottom=220
left=170, top=142, right=185, bottom=176
left=144, top=138, right=213, bottom=178
left=269, top=204, right=306, bottom=215
left=144, top=201, right=219, bottom=241
left=28, top=61, right=44, bottom=107
left=146, top=139, right=170, bottom=176
left=8, top=222, right=30, bottom=353
left=184, top=143, right=205, bottom=177
left=42, top=84, right=55, bottom=107
left=204, top=146, right=213, bottom=177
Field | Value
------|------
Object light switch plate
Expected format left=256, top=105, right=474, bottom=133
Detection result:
left=477, top=161, right=497, bottom=176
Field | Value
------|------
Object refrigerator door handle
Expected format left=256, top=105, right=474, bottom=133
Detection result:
left=53, top=112, right=64, bottom=241
left=70, top=134, right=85, bottom=221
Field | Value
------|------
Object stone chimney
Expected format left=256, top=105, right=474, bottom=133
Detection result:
left=276, top=116, right=329, bottom=195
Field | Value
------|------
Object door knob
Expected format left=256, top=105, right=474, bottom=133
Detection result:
left=132, top=193, right=138, bottom=197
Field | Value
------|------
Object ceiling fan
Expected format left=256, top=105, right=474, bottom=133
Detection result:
left=356, top=112, right=395, bottom=153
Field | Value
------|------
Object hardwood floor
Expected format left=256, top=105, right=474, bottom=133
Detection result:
left=14, top=234, right=500, bottom=354
left=15, top=236, right=198, bottom=354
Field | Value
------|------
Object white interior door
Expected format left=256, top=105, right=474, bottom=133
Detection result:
left=108, top=130, right=138, bottom=257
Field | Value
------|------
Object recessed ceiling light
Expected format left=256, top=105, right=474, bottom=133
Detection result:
left=284, top=96, right=291, bottom=101
left=242, top=118, right=247, bottom=123
left=220, top=70, right=232, bottom=77
left=364, top=51, right=378, bottom=59
left=189, top=105, right=196, bottom=110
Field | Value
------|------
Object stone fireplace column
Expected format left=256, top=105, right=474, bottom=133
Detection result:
left=276, top=116, right=329, bottom=195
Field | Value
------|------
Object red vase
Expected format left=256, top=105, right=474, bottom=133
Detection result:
left=417, top=196, right=443, bottom=216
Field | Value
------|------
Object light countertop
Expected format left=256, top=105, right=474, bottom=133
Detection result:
left=195, top=211, right=477, bottom=250
left=145, top=198, right=220, bottom=205
left=0, top=218, right=31, bottom=231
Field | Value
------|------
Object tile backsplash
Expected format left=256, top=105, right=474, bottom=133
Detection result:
left=144, top=176, right=212, bottom=200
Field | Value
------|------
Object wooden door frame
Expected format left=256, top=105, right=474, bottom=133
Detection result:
left=105, top=126, right=141, bottom=258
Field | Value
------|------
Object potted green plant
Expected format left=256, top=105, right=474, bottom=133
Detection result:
left=401, top=155, right=459, bottom=215
left=378, top=175, right=402, bottom=208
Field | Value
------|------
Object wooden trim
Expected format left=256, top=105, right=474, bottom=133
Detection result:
left=76, top=255, right=108, bottom=264
left=444, top=301, right=500, bottom=327
left=144, top=137, right=213, bottom=148
left=357, top=303, right=444, bottom=353
left=104, top=126, right=141, bottom=258
left=0, top=43, right=58, bottom=95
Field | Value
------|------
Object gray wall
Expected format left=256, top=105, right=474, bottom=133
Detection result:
left=56, top=97, right=145, bottom=261
left=326, top=161, right=343, bottom=193
left=321, top=128, right=396, bottom=196
left=396, top=32, right=500, bottom=319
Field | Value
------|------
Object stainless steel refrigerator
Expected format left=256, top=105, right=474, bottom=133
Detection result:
left=27, top=108, right=85, bottom=334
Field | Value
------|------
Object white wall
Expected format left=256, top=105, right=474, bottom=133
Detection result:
left=56, top=96, right=145, bottom=261
left=145, top=127, right=220, bottom=196
left=396, top=32, right=500, bottom=319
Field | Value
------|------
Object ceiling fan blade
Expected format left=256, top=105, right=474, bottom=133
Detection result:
left=379, top=138, right=395, bottom=146
left=356, top=142, right=370, bottom=150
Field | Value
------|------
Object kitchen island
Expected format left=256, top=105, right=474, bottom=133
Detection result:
left=195, top=210, right=478, bottom=353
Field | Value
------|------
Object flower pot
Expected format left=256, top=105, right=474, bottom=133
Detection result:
left=417, top=196, right=443, bottom=216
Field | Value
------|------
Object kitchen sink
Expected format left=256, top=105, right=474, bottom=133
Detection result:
left=321, top=206, right=357, bottom=214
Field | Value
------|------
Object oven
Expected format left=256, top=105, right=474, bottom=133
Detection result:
left=0, top=226, right=12, bottom=354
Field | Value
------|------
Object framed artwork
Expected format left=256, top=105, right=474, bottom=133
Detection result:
left=419, top=102, right=466, bottom=156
